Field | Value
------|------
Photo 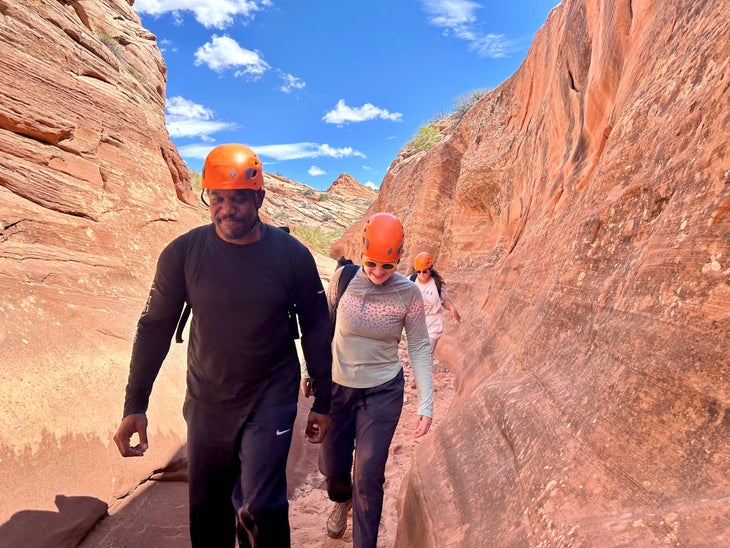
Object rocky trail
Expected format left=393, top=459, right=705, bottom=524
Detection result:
left=79, top=358, right=455, bottom=547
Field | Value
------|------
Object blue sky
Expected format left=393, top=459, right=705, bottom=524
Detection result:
left=132, top=0, right=560, bottom=191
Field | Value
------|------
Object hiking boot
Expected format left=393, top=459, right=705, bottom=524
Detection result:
left=326, top=500, right=352, bottom=539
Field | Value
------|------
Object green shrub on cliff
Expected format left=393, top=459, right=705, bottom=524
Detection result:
left=411, top=125, right=441, bottom=152
left=400, top=87, right=491, bottom=156
left=291, top=225, right=342, bottom=255
left=452, top=88, right=489, bottom=121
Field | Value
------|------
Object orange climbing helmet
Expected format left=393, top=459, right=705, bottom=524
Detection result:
left=202, top=144, right=264, bottom=191
left=414, top=252, right=434, bottom=271
left=361, top=212, right=404, bottom=263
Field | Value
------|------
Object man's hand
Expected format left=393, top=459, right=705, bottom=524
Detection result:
left=304, top=411, right=331, bottom=444
left=414, top=415, right=432, bottom=438
left=113, top=413, right=149, bottom=457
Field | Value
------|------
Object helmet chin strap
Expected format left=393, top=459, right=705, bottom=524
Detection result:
left=251, top=190, right=264, bottom=230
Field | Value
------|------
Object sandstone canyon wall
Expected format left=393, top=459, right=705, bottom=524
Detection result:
left=1, top=0, right=728, bottom=546
left=335, top=0, right=729, bottom=545
left=0, top=3, right=375, bottom=544
left=0, top=0, right=200, bottom=541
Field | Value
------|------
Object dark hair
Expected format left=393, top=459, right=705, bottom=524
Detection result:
left=430, top=267, right=445, bottom=295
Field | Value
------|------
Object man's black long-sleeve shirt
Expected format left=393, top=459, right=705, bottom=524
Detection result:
left=123, top=223, right=332, bottom=417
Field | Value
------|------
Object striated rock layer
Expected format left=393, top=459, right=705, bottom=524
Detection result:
left=1, top=0, right=728, bottom=546
left=0, top=0, right=199, bottom=540
left=0, top=2, right=373, bottom=544
left=260, top=172, right=376, bottom=233
left=335, top=0, right=730, bottom=545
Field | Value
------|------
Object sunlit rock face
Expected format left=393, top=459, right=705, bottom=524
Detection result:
left=1, top=0, right=728, bottom=545
left=335, top=0, right=730, bottom=545
left=0, top=4, right=375, bottom=542
left=0, top=0, right=201, bottom=534
left=260, top=171, right=377, bottom=232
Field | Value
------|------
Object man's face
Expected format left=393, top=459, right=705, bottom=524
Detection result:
left=208, top=189, right=261, bottom=243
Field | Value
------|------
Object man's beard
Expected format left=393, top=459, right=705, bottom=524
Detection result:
left=215, top=214, right=259, bottom=240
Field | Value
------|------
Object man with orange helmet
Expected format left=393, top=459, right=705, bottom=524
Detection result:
left=113, top=144, right=333, bottom=547
left=317, top=212, right=433, bottom=546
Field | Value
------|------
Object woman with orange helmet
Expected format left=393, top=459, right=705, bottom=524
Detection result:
left=317, top=212, right=433, bottom=546
left=409, top=252, right=461, bottom=388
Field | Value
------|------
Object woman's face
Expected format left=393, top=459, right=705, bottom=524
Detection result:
left=362, top=255, right=398, bottom=285
left=416, top=267, right=431, bottom=283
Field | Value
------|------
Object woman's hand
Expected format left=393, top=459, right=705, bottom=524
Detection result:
left=300, top=377, right=313, bottom=397
left=414, top=415, right=432, bottom=438
left=444, top=299, right=461, bottom=323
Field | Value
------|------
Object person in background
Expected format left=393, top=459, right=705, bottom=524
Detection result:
left=318, top=212, right=433, bottom=547
left=410, top=251, right=461, bottom=380
left=113, top=143, right=332, bottom=548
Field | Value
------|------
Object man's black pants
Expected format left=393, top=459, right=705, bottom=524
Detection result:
left=185, top=401, right=297, bottom=547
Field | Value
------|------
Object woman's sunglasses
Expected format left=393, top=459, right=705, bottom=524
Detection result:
left=363, top=259, right=398, bottom=270
left=416, top=269, right=431, bottom=274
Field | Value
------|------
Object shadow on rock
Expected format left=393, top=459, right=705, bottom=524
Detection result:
left=0, top=494, right=107, bottom=548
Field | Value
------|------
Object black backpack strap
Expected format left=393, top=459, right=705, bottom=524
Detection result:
left=270, top=226, right=300, bottom=339
left=337, top=255, right=353, bottom=268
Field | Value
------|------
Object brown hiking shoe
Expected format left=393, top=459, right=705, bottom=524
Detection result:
left=326, top=500, right=352, bottom=539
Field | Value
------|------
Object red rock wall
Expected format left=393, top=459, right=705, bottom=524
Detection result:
left=0, top=0, right=199, bottom=537
left=335, top=0, right=730, bottom=544
left=1, top=0, right=728, bottom=545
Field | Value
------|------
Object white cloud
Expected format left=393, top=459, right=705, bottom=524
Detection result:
left=279, top=72, right=306, bottom=94
left=194, top=35, right=270, bottom=77
left=157, top=38, right=175, bottom=53
left=308, top=165, right=326, bottom=176
left=167, top=119, right=234, bottom=139
left=177, top=142, right=365, bottom=162
left=133, top=0, right=271, bottom=30
left=167, top=96, right=213, bottom=119
left=177, top=143, right=219, bottom=160
left=421, top=0, right=480, bottom=27
left=322, top=100, right=402, bottom=125
left=469, top=34, right=514, bottom=57
left=255, top=143, right=366, bottom=160
left=365, top=181, right=379, bottom=190
left=165, top=96, right=235, bottom=139
left=420, top=0, right=516, bottom=58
